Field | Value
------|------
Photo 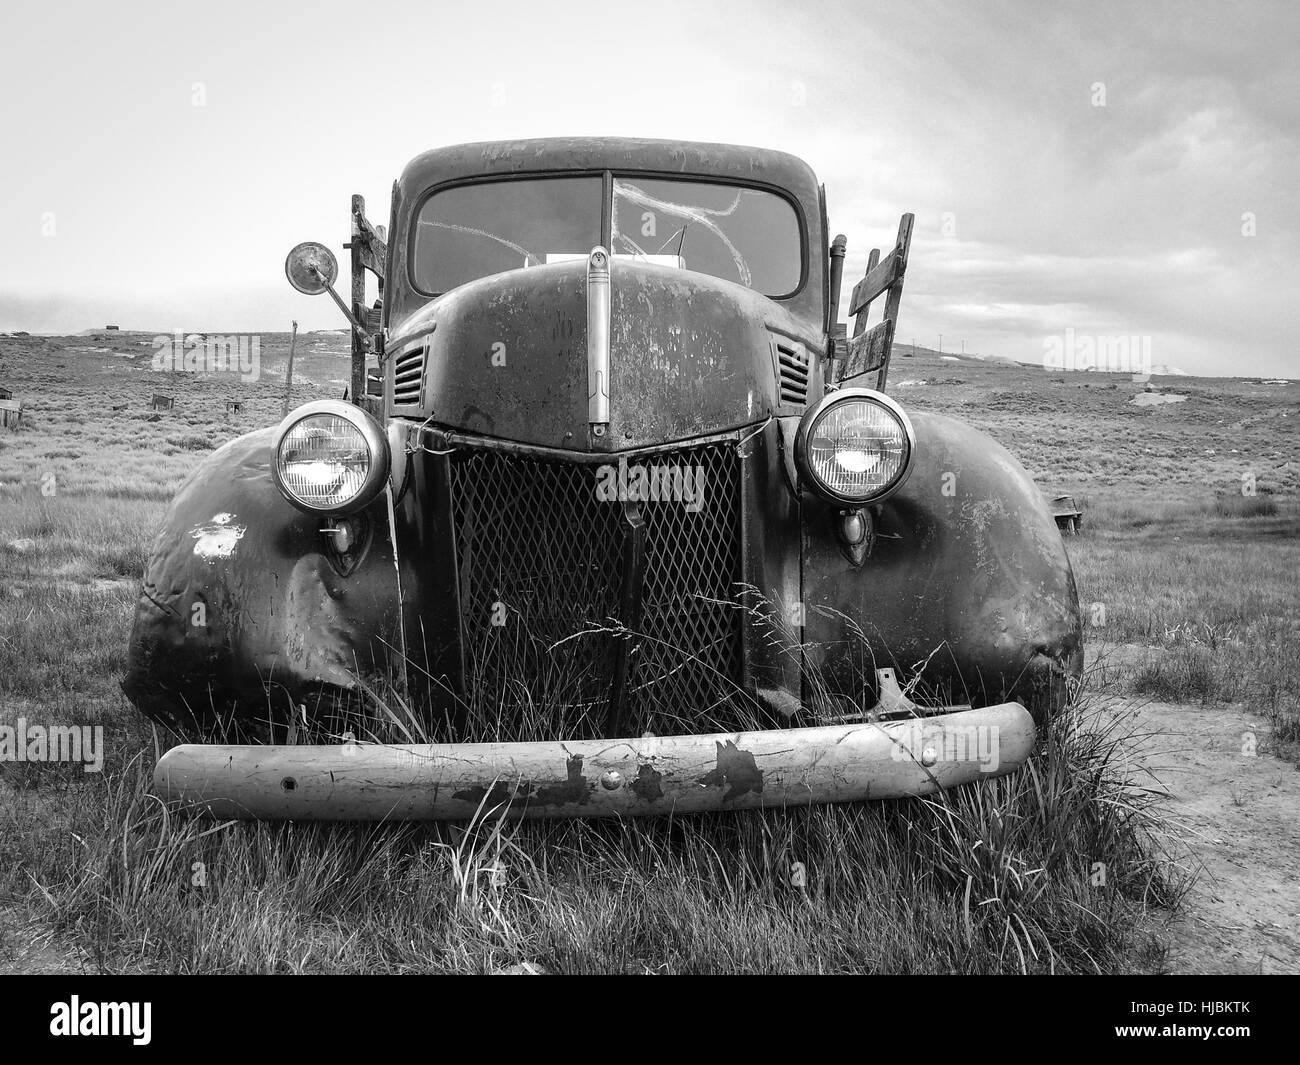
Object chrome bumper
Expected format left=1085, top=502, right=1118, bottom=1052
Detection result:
left=153, top=702, right=1035, bottom=820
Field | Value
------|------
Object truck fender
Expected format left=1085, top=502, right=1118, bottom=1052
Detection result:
left=802, top=411, right=1083, bottom=720
left=122, top=427, right=401, bottom=735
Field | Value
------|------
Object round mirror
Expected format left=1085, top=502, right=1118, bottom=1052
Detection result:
left=285, top=242, right=339, bottom=295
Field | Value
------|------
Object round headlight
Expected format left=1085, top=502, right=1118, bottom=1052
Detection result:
left=794, top=388, right=916, bottom=505
left=272, top=401, right=390, bottom=514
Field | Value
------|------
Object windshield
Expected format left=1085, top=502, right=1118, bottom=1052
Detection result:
left=413, top=176, right=602, bottom=294
left=412, top=175, right=802, bottom=297
left=610, top=178, right=800, bottom=295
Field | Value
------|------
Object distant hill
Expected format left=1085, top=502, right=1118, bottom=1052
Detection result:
left=1, top=333, right=1295, bottom=505
left=879, top=350, right=1298, bottom=501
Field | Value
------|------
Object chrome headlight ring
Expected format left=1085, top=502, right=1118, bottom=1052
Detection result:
left=271, top=400, right=390, bottom=515
left=794, top=388, right=916, bottom=506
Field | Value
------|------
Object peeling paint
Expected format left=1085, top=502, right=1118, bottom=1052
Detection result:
left=453, top=780, right=533, bottom=808
left=534, top=754, right=591, bottom=805
left=189, top=513, right=247, bottom=563
left=698, top=740, right=764, bottom=801
left=631, top=762, right=664, bottom=802
left=961, top=497, right=1010, bottom=576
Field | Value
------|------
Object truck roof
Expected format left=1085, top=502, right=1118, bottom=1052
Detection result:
left=398, top=137, right=823, bottom=203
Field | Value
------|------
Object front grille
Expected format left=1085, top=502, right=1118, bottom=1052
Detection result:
left=392, top=344, right=425, bottom=406
left=449, top=441, right=744, bottom=739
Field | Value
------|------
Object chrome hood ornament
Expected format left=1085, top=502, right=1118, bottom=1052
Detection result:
left=587, top=246, right=611, bottom=437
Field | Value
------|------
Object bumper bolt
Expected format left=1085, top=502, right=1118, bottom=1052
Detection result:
left=600, top=770, right=622, bottom=791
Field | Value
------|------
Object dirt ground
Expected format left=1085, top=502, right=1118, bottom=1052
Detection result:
left=1135, top=698, right=1300, bottom=974
left=0, top=906, right=86, bottom=974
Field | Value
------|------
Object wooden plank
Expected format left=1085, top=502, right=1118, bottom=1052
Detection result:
left=839, top=248, right=880, bottom=384
left=354, top=214, right=387, bottom=280
left=851, top=215, right=915, bottom=326
left=843, top=318, right=894, bottom=378
left=0, top=398, right=22, bottom=413
left=153, top=702, right=1035, bottom=820
left=875, top=214, right=914, bottom=389
left=851, top=248, right=882, bottom=338
left=849, top=248, right=899, bottom=317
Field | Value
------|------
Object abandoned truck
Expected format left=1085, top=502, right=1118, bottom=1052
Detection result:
left=125, top=138, right=1083, bottom=820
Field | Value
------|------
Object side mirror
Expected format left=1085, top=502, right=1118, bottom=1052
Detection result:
left=284, top=241, right=367, bottom=341
left=285, top=242, right=339, bottom=295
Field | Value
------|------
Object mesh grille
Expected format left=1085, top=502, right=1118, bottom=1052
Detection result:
left=449, top=441, right=744, bottom=739
left=627, top=445, right=744, bottom=733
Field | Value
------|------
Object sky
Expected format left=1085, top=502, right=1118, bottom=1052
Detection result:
left=1, top=0, right=1296, bottom=378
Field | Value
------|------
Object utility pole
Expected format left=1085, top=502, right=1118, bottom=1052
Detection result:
left=939, top=334, right=943, bottom=355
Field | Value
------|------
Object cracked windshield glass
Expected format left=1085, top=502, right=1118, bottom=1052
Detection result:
left=413, top=176, right=801, bottom=296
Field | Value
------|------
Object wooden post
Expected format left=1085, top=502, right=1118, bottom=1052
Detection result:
left=282, top=320, right=298, bottom=418
left=0, top=398, right=22, bottom=430
left=349, top=195, right=367, bottom=407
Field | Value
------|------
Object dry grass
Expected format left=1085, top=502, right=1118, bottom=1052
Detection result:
left=3, top=690, right=1182, bottom=974
left=1066, top=496, right=1300, bottom=752
left=2, top=338, right=1296, bottom=972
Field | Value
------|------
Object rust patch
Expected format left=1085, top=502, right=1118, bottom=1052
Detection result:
left=698, top=740, right=763, bottom=801
left=453, top=781, right=533, bottom=808
left=631, top=763, right=664, bottom=802
left=534, top=754, right=591, bottom=805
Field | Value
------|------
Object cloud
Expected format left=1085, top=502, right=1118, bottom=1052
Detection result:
left=0, top=0, right=1294, bottom=377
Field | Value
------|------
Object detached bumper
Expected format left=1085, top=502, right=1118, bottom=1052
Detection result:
left=154, top=702, right=1035, bottom=820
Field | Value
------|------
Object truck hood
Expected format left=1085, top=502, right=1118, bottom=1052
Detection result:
left=387, top=260, right=822, bottom=452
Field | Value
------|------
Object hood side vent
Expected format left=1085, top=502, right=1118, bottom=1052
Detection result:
left=392, top=340, right=426, bottom=407
left=775, top=341, right=809, bottom=406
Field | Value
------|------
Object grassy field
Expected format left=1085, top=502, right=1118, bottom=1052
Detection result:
left=892, top=348, right=1298, bottom=500
left=0, top=330, right=348, bottom=499
left=0, top=334, right=1295, bottom=973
